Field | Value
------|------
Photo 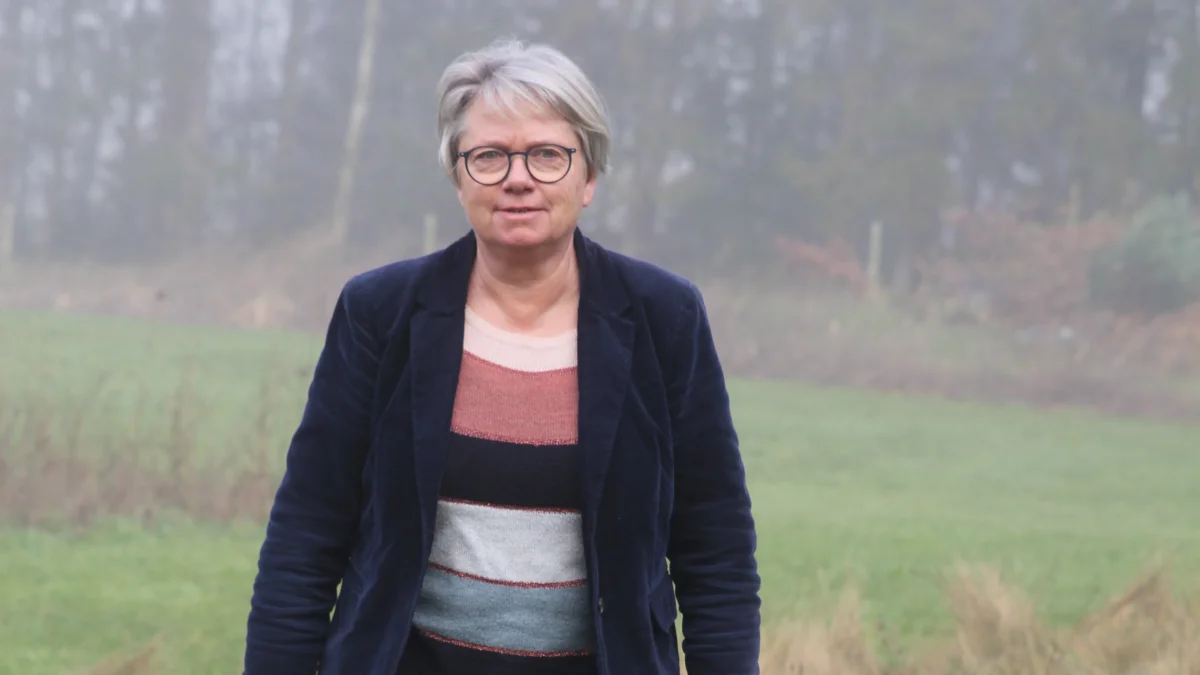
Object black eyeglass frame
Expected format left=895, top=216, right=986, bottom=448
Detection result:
left=456, top=144, right=578, bottom=186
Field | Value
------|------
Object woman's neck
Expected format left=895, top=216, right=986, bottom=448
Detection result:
left=467, top=236, right=580, bottom=335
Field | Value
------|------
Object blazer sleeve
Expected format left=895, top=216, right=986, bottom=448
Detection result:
left=243, top=280, right=381, bottom=675
left=664, top=282, right=762, bottom=675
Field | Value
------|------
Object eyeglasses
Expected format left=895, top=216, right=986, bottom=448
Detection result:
left=457, top=144, right=577, bottom=186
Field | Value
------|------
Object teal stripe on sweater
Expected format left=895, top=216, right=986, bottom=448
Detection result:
left=411, top=566, right=593, bottom=655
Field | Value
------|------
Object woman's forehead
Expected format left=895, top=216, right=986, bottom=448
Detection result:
left=460, top=98, right=574, bottom=147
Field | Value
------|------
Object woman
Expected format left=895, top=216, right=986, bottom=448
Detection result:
left=243, top=39, right=761, bottom=675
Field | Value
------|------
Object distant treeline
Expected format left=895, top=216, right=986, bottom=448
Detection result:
left=0, top=0, right=1196, bottom=273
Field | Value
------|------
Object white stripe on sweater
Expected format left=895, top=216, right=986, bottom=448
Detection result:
left=428, top=498, right=586, bottom=586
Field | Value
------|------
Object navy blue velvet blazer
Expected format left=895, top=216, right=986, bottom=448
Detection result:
left=243, top=228, right=761, bottom=675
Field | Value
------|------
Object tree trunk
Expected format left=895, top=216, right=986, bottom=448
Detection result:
left=115, top=0, right=149, bottom=245
left=157, top=0, right=214, bottom=252
left=262, top=0, right=310, bottom=241
left=0, top=0, right=25, bottom=265
left=43, top=0, right=80, bottom=256
left=1177, top=0, right=1199, bottom=197
left=329, top=0, right=382, bottom=245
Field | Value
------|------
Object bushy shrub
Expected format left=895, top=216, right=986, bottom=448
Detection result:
left=1088, top=193, right=1200, bottom=315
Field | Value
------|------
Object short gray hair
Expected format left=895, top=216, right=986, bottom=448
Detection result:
left=435, top=39, right=612, bottom=184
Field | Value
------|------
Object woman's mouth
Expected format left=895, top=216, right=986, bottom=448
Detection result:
left=498, top=207, right=544, bottom=221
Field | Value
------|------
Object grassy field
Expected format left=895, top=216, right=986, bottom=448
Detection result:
left=2, top=308, right=1200, bottom=674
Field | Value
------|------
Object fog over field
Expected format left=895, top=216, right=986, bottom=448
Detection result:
left=2, top=2, right=1199, bottom=673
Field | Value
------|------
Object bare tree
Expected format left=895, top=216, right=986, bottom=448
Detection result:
left=329, top=0, right=382, bottom=245
left=0, top=0, right=25, bottom=265
left=156, top=0, right=215, bottom=249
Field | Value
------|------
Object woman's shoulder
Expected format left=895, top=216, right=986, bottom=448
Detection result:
left=335, top=251, right=445, bottom=338
left=589, top=240, right=705, bottom=317
left=344, top=255, right=428, bottom=298
left=343, top=256, right=424, bottom=305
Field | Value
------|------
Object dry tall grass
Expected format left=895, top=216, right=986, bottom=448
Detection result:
left=73, top=564, right=1199, bottom=675
left=78, top=639, right=163, bottom=675
left=751, top=562, right=1200, bottom=675
left=7, top=382, right=1198, bottom=674
left=0, top=379, right=279, bottom=528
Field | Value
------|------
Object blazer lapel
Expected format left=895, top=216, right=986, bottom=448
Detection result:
left=574, top=230, right=635, bottom=540
left=404, top=228, right=634, bottom=547
left=408, top=232, right=475, bottom=539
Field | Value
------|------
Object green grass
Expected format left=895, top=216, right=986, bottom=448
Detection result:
left=0, top=521, right=263, bottom=675
left=2, top=308, right=1200, bottom=674
left=0, top=308, right=315, bottom=472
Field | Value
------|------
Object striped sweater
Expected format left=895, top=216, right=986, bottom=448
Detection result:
left=397, top=307, right=597, bottom=675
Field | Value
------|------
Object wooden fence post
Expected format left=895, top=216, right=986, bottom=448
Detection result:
left=0, top=203, right=14, bottom=270
left=423, top=214, right=438, bottom=255
left=867, top=220, right=883, bottom=300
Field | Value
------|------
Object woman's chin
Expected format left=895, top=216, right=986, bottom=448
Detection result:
left=488, top=221, right=559, bottom=248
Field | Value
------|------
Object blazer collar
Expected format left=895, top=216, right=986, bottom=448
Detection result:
left=414, top=226, right=632, bottom=319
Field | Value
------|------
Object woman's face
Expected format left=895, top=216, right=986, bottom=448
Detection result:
left=454, top=97, right=596, bottom=254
